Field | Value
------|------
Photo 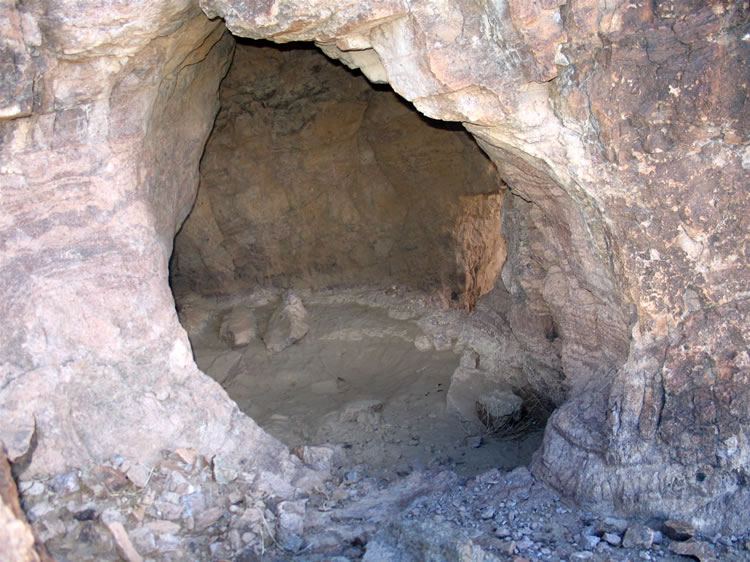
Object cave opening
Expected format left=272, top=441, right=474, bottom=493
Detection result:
left=169, top=38, right=548, bottom=478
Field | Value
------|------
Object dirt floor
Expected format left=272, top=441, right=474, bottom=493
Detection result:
left=178, top=287, right=544, bottom=482
left=19, top=288, right=747, bottom=561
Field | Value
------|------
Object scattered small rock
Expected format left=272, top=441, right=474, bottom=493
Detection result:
left=581, top=533, right=600, bottom=549
left=663, top=519, right=696, bottom=541
left=339, top=399, right=384, bottom=425
left=104, top=520, right=143, bottom=562
left=669, top=538, right=718, bottom=562
left=219, top=305, right=258, bottom=348
left=125, top=463, right=152, bottom=488
left=603, top=532, right=621, bottom=546
left=195, top=507, right=224, bottom=531
left=414, top=335, right=433, bottom=351
left=49, top=471, right=80, bottom=496
left=262, top=291, right=309, bottom=353
left=432, top=333, right=452, bottom=351
left=623, top=522, right=655, bottom=548
left=597, top=516, right=629, bottom=536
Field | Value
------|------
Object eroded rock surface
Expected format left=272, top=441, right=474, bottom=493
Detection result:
left=0, top=2, right=307, bottom=488
left=195, top=0, right=750, bottom=533
left=171, top=41, right=506, bottom=305
left=0, top=0, right=748, bottom=546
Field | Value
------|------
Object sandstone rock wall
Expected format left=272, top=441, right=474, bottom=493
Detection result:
left=171, top=41, right=506, bottom=305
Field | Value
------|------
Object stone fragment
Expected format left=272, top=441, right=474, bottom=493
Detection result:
left=495, top=526, right=512, bottom=538
left=669, top=539, right=718, bottom=562
left=173, top=448, right=198, bottom=466
left=152, top=499, right=183, bottom=520
left=580, top=534, right=600, bottom=549
left=433, top=333, right=453, bottom=351
left=292, top=445, right=341, bottom=472
left=212, top=456, right=239, bottom=485
left=262, top=291, right=309, bottom=353
left=479, top=505, right=496, bottom=519
left=446, top=367, right=520, bottom=428
left=49, top=472, right=80, bottom=496
left=414, top=335, right=433, bottom=351
left=88, top=466, right=130, bottom=493
left=146, top=520, right=181, bottom=535
left=0, top=413, right=36, bottom=463
left=128, top=527, right=156, bottom=555
left=125, top=463, right=152, bottom=488
left=603, top=532, right=621, bottom=546
left=476, top=391, right=523, bottom=432
left=596, top=516, right=629, bottom=535
left=195, top=506, right=225, bottom=530
left=663, top=519, right=696, bottom=541
left=19, top=481, right=45, bottom=496
left=623, top=523, right=655, bottom=549
left=219, top=305, right=258, bottom=347
left=104, top=521, right=143, bottom=562
left=339, top=399, right=384, bottom=425
left=0, top=446, right=53, bottom=561
left=278, top=499, right=307, bottom=536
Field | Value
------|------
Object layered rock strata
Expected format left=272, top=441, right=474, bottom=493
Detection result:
left=0, top=2, right=308, bottom=488
left=0, top=0, right=747, bottom=536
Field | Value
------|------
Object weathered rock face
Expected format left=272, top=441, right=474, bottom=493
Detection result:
left=1, top=0, right=748, bottom=538
left=0, top=1, right=307, bottom=488
left=197, top=0, right=750, bottom=533
left=171, top=41, right=506, bottom=304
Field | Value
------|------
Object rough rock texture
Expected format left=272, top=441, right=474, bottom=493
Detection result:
left=0, top=0, right=748, bottom=542
left=0, top=1, right=308, bottom=487
left=262, top=290, right=310, bottom=353
left=0, top=447, right=52, bottom=562
left=197, top=0, right=750, bottom=534
left=171, top=41, right=506, bottom=304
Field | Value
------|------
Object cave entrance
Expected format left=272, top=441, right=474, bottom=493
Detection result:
left=170, top=39, right=545, bottom=478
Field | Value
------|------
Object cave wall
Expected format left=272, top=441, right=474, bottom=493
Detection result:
left=0, top=1, right=308, bottom=490
left=197, top=0, right=750, bottom=532
left=171, top=41, right=506, bottom=305
left=0, top=0, right=748, bottom=535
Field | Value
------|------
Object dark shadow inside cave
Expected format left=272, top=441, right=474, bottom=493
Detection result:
left=169, top=38, right=549, bottom=478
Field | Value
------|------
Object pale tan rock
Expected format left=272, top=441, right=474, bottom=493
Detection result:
left=670, top=539, right=718, bottom=562
left=174, top=448, right=198, bottom=466
left=125, top=463, right=153, bottom=489
left=263, top=291, right=310, bottom=354
left=104, top=521, right=143, bottom=562
left=446, top=367, right=519, bottom=427
left=414, top=335, right=433, bottom=352
left=195, top=506, right=225, bottom=530
left=339, top=399, right=384, bottom=425
left=0, top=446, right=52, bottom=562
left=219, top=306, right=257, bottom=348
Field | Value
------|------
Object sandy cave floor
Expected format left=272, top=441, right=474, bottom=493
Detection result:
left=179, top=287, right=543, bottom=481
left=18, top=288, right=749, bottom=560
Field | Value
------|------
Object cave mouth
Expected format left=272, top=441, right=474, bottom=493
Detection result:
left=170, top=38, right=547, bottom=478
